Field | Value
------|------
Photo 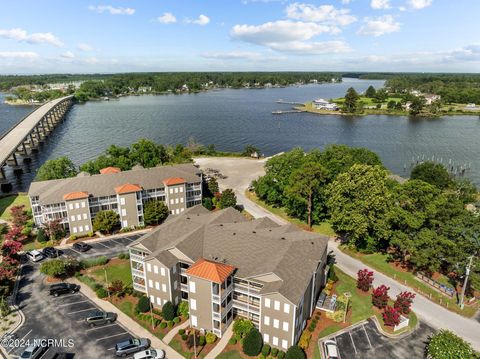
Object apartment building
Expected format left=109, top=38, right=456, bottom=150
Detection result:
left=127, top=206, right=329, bottom=350
left=28, top=164, right=203, bottom=236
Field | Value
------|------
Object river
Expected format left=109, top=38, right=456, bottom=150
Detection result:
left=1, top=78, right=480, bottom=192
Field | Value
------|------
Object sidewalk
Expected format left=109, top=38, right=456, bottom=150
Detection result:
left=205, top=323, right=233, bottom=359
left=163, top=320, right=189, bottom=344
left=68, top=277, right=183, bottom=359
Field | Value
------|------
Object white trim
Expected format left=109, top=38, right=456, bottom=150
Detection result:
left=167, top=267, right=172, bottom=301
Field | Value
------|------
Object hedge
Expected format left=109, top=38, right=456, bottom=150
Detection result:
left=80, top=256, right=109, bottom=269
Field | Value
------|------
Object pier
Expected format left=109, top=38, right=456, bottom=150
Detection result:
left=276, top=99, right=305, bottom=106
left=272, top=110, right=305, bottom=115
left=0, top=95, right=74, bottom=189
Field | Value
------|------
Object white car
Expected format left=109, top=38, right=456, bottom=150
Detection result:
left=26, top=250, right=45, bottom=262
left=133, top=348, right=165, bottom=359
left=324, top=340, right=340, bottom=359
left=20, top=344, right=46, bottom=359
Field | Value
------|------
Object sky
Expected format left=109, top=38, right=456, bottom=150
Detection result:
left=0, top=0, right=479, bottom=73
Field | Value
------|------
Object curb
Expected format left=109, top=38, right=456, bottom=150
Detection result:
left=370, top=315, right=418, bottom=339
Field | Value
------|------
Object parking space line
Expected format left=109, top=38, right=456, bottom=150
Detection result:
left=348, top=331, right=358, bottom=355
left=362, top=325, right=373, bottom=349
left=96, top=331, right=128, bottom=341
left=95, top=241, right=112, bottom=249
left=38, top=347, right=50, bottom=359
left=8, top=329, right=31, bottom=353
left=53, top=293, right=77, bottom=299
left=67, top=307, right=95, bottom=315
left=110, top=238, right=125, bottom=245
left=58, top=299, right=89, bottom=307
left=70, top=248, right=84, bottom=255
left=86, top=323, right=118, bottom=332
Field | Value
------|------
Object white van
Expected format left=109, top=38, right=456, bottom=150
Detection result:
left=26, top=250, right=44, bottom=262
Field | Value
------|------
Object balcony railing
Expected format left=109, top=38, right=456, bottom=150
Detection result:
left=130, top=254, right=145, bottom=263
left=212, top=294, right=220, bottom=304
left=213, top=329, right=222, bottom=337
left=180, top=283, right=188, bottom=292
left=131, top=268, right=145, bottom=277
left=133, top=282, right=146, bottom=292
left=233, top=299, right=260, bottom=314
left=213, top=312, right=221, bottom=321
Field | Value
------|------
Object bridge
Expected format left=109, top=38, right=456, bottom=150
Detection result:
left=0, top=95, right=74, bottom=187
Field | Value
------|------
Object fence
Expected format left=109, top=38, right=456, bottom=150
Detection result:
left=416, top=272, right=455, bottom=297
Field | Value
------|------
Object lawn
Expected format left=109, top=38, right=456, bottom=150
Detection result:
left=0, top=194, right=30, bottom=221
left=245, top=191, right=336, bottom=237
left=90, top=259, right=133, bottom=286
left=340, top=247, right=479, bottom=318
left=169, top=338, right=205, bottom=359
left=216, top=351, right=243, bottom=359
left=318, top=324, right=343, bottom=339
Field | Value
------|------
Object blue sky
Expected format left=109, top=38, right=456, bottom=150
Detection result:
left=0, top=0, right=479, bottom=73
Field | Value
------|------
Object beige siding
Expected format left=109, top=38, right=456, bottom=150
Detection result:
left=261, top=293, right=295, bottom=350
left=165, top=183, right=187, bottom=215
left=65, top=198, right=92, bottom=236
left=144, top=259, right=172, bottom=308
left=118, top=192, right=140, bottom=228
left=188, top=277, right=213, bottom=332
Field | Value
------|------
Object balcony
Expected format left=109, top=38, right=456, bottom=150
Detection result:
left=213, top=328, right=222, bottom=337
left=233, top=299, right=260, bottom=314
left=213, top=312, right=221, bottom=321
left=133, top=282, right=146, bottom=292
left=130, top=254, right=145, bottom=263
left=212, top=294, right=221, bottom=304
left=131, top=268, right=145, bottom=277
left=180, top=283, right=188, bottom=292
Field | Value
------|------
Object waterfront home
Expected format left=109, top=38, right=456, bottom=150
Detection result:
left=424, top=94, right=441, bottom=105
left=127, top=206, right=329, bottom=350
left=313, top=98, right=339, bottom=111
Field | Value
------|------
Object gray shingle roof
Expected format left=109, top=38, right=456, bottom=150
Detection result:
left=129, top=206, right=329, bottom=304
left=28, top=163, right=202, bottom=205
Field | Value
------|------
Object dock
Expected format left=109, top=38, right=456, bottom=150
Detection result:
left=272, top=110, right=305, bottom=115
left=276, top=100, right=305, bottom=106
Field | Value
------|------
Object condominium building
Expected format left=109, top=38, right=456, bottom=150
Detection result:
left=127, top=206, right=329, bottom=350
left=28, top=164, right=203, bottom=236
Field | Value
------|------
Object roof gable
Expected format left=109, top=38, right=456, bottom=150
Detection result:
left=115, top=183, right=142, bottom=194
left=100, top=167, right=121, bottom=174
left=63, top=191, right=89, bottom=201
left=163, top=177, right=186, bottom=186
left=187, top=258, right=235, bottom=284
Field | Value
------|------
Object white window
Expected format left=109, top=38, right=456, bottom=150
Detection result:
left=79, top=225, right=83, bottom=232
left=175, top=188, right=179, bottom=193
left=156, top=297, right=161, bottom=306
left=282, top=340, right=288, bottom=349
left=147, top=263, right=152, bottom=272
left=274, top=300, right=280, bottom=311
left=72, top=227, right=77, bottom=234
left=70, top=215, right=75, bottom=222
left=170, top=199, right=174, bottom=205
left=190, top=298, right=197, bottom=310
left=160, top=267, right=165, bottom=276
left=264, top=316, right=270, bottom=326
left=85, top=225, right=90, bottom=231
left=175, top=209, right=180, bottom=214
left=83, top=213, right=87, bottom=220
left=284, top=303, right=290, bottom=314
left=75, top=203, right=80, bottom=209
left=121, top=209, right=126, bottom=216
left=189, top=281, right=196, bottom=293
left=273, top=319, right=279, bottom=329
left=272, top=336, right=278, bottom=346
left=180, top=198, right=184, bottom=203
left=263, top=334, right=269, bottom=343
left=175, top=198, right=179, bottom=204
left=155, top=282, right=160, bottom=290
left=153, top=265, right=158, bottom=274
left=122, top=220, right=128, bottom=227
left=148, top=280, right=153, bottom=288
left=81, top=201, right=86, bottom=208
left=169, top=188, right=174, bottom=194
left=150, top=295, right=154, bottom=303
left=120, top=197, right=126, bottom=205
left=283, top=322, right=289, bottom=332
left=68, top=203, right=73, bottom=210
left=181, top=208, right=184, bottom=212
left=264, top=298, right=271, bottom=308
left=180, top=187, right=184, bottom=193
left=162, top=284, right=167, bottom=292
left=76, top=214, right=81, bottom=221
left=191, top=315, right=197, bottom=327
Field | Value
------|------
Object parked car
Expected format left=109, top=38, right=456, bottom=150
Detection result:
left=20, top=344, right=47, bottom=359
left=49, top=283, right=80, bottom=297
left=26, top=250, right=44, bottom=262
left=324, top=340, right=340, bottom=359
left=43, top=247, right=59, bottom=258
left=73, top=242, right=90, bottom=252
left=133, top=349, right=165, bottom=359
left=115, top=337, right=150, bottom=357
left=85, top=310, right=117, bottom=327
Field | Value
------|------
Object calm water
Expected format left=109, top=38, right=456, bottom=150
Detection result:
left=1, top=78, right=480, bottom=191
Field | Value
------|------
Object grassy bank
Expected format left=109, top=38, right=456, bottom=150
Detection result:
left=0, top=194, right=30, bottom=221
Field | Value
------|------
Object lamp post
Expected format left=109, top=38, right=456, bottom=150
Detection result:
left=459, top=255, right=474, bottom=310
left=149, top=300, right=155, bottom=330
left=104, top=267, right=111, bottom=300
left=343, top=292, right=351, bottom=323
left=189, top=312, right=197, bottom=358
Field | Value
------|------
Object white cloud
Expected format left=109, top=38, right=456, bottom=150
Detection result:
left=201, top=51, right=264, bottom=60
left=84, top=57, right=100, bottom=64
left=0, top=51, right=39, bottom=60
left=285, top=3, right=356, bottom=26
left=357, top=15, right=400, bottom=36
left=77, top=43, right=94, bottom=52
left=0, top=28, right=63, bottom=47
left=157, top=12, right=177, bottom=24
left=371, top=0, right=391, bottom=9
left=270, top=40, right=351, bottom=54
left=186, top=14, right=210, bottom=26
left=88, top=5, right=135, bottom=15
left=60, top=51, right=75, bottom=59
left=407, top=0, right=433, bottom=9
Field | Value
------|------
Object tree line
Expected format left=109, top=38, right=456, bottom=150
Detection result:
left=253, top=145, right=479, bottom=295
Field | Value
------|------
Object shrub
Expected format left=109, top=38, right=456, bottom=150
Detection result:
left=242, top=328, right=263, bottom=356
left=271, top=348, right=279, bottom=357
left=186, top=334, right=200, bottom=349
left=87, top=231, right=94, bottom=237
left=372, top=285, right=390, bottom=309
left=298, top=331, right=311, bottom=350
left=278, top=351, right=285, bottom=359
left=382, top=306, right=401, bottom=327
left=228, top=337, right=237, bottom=345
left=167, top=321, right=174, bottom=328
left=181, top=334, right=188, bottom=341
left=357, top=269, right=374, bottom=292
left=118, top=252, right=129, bottom=260
left=426, top=330, right=474, bottom=359
left=93, top=210, right=119, bottom=234
left=285, top=345, right=306, bottom=359
left=233, top=318, right=254, bottom=338
left=108, top=280, right=125, bottom=297
left=70, top=235, right=77, bottom=241
left=206, top=332, right=217, bottom=344
left=136, top=296, right=151, bottom=313
left=258, top=355, right=265, bottom=359
left=162, top=301, right=175, bottom=321
left=143, top=200, right=169, bottom=225
left=96, top=287, right=108, bottom=298
left=40, top=259, right=68, bottom=278
left=394, top=291, right=416, bottom=315
left=308, top=326, right=315, bottom=332
left=177, top=300, right=189, bottom=317
left=173, top=317, right=180, bottom=324
left=203, top=197, right=213, bottom=211
left=198, top=335, right=206, bottom=346
left=327, top=264, right=338, bottom=283
left=179, top=329, right=185, bottom=335
left=159, top=322, right=167, bottom=329
left=80, top=256, right=108, bottom=269
left=261, top=344, right=271, bottom=356
left=37, top=228, right=48, bottom=242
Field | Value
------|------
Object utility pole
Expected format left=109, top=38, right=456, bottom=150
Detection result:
left=104, top=267, right=111, bottom=300
left=459, top=256, right=473, bottom=310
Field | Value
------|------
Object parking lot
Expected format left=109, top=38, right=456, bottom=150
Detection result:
left=319, top=318, right=435, bottom=358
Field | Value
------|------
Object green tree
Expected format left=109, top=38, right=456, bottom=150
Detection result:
left=409, top=96, right=426, bottom=116
left=242, top=328, right=263, bottom=356
left=365, top=85, right=376, bottom=98
left=242, top=144, right=260, bottom=157
left=285, top=345, right=306, bottom=359
left=40, top=259, right=67, bottom=277
left=162, top=301, right=175, bottom=321
left=207, top=178, right=219, bottom=195
left=411, top=162, right=451, bottom=189
left=218, top=189, right=237, bottom=209
left=426, top=330, right=474, bottom=359
left=36, top=228, right=47, bottom=242
left=285, top=161, right=327, bottom=227
left=143, top=200, right=169, bottom=226
left=202, top=197, right=213, bottom=211
left=233, top=318, right=254, bottom=338
left=136, top=296, right=150, bottom=313
left=36, top=156, right=77, bottom=181
left=177, top=301, right=189, bottom=317
left=327, top=164, right=391, bottom=251
left=343, top=87, right=359, bottom=113
left=130, top=139, right=162, bottom=168
left=93, top=210, right=119, bottom=234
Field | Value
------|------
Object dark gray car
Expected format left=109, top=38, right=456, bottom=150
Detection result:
left=85, top=310, right=117, bottom=327
left=115, top=337, right=150, bottom=357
